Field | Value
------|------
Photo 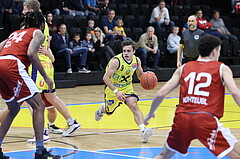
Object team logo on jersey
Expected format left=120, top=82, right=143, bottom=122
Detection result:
left=107, top=100, right=114, bottom=106
left=132, top=63, right=137, bottom=70
left=126, top=69, right=131, bottom=74
left=39, top=80, right=45, bottom=87
left=194, top=35, right=200, bottom=40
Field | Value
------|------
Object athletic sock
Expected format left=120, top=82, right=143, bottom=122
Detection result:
left=36, top=140, right=44, bottom=154
left=0, top=139, right=3, bottom=148
left=67, top=117, right=74, bottom=126
left=139, top=124, right=145, bottom=133
left=48, top=122, right=55, bottom=126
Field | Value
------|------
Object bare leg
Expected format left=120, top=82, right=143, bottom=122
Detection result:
left=44, top=92, right=71, bottom=120
left=154, top=144, right=176, bottom=159
left=125, top=97, right=144, bottom=125
left=47, top=107, right=57, bottom=123
left=226, top=142, right=240, bottom=158
left=0, top=100, right=20, bottom=139
left=26, top=93, right=45, bottom=142
left=0, top=108, right=9, bottom=123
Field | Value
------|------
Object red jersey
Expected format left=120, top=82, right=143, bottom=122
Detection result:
left=176, top=60, right=225, bottom=119
left=0, top=28, right=40, bottom=68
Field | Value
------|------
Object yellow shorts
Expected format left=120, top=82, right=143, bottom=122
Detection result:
left=28, top=61, right=55, bottom=93
left=104, top=86, right=139, bottom=114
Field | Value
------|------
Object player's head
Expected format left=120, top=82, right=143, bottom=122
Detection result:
left=24, top=11, right=45, bottom=30
left=198, top=35, right=222, bottom=60
left=121, top=40, right=136, bottom=61
left=22, top=0, right=40, bottom=15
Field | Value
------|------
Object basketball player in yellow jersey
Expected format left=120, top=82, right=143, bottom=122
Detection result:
left=95, top=40, right=153, bottom=143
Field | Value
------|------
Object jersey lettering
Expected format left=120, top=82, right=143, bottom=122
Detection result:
left=4, top=31, right=28, bottom=48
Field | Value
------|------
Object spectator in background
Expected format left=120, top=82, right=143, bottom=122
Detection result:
left=48, top=0, right=62, bottom=15
left=210, top=10, right=237, bottom=42
left=135, top=26, right=160, bottom=71
left=85, top=0, right=100, bottom=15
left=82, top=33, right=96, bottom=69
left=196, top=9, right=221, bottom=37
left=72, top=0, right=96, bottom=17
left=69, top=33, right=91, bottom=73
left=49, top=0, right=75, bottom=16
left=93, top=27, right=115, bottom=70
left=86, top=19, right=95, bottom=35
left=46, top=12, right=58, bottom=36
left=167, top=26, right=181, bottom=54
left=149, top=0, right=174, bottom=31
left=0, top=0, right=19, bottom=30
left=101, top=10, right=123, bottom=42
left=50, top=24, right=73, bottom=73
left=115, top=19, right=130, bottom=41
left=177, top=15, right=205, bottom=68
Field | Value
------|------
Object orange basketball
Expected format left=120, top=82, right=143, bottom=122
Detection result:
left=140, top=72, right=158, bottom=90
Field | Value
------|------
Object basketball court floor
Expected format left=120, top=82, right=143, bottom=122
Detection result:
left=0, top=80, right=240, bottom=159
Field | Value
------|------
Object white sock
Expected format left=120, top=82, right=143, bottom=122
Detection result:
left=139, top=124, right=145, bottom=133
left=66, top=118, right=74, bottom=125
left=48, top=122, right=55, bottom=126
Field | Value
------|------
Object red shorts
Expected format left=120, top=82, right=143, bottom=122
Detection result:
left=41, top=93, right=53, bottom=108
left=166, top=112, right=237, bottom=158
left=0, top=55, right=39, bottom=103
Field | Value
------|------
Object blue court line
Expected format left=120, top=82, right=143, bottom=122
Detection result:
left=0, top=93, right=232, bottom=110
left=3, top=147, right=230, bottom=159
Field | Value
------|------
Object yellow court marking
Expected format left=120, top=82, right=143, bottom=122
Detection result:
left=11, top=95, right=240, bottom=129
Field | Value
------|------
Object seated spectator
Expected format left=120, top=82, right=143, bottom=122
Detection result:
left=0, top=0, right=19, bottom=30
left=114, top=19, right=131, bottom=41
left=135, top=26, right=160, bottom=71
left=69, top=33, right=91, bottom=73
left=101, top=9, right=123, bottom=41
left=210, top=10, right=237, bottom=42
left=49, top=0, right=75, bottom=16
left=196, top=9, right=221, bottom=37
left=72, top=0, right=96, bottom=17
left=167, top=26, right=181, bottom=54
left=93, top=27, right=115, bottom=70
left=46, top=12, right=58, bottom=36
left=86, top=20, right=95, bottom=35
left=149, top=0, right=174, bottom=31
left=48, top=0, right=61, bottom=15
left=82, top=33, right=96, bottom=69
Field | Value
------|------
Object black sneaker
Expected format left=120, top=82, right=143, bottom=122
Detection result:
left=35, top=148, right=62, bottom=159
left=0, top=148, right=10, bottom=159
left=47, top=124, right=63, bottom=134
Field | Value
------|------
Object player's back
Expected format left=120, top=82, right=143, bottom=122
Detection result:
left=0, top=27, right=40, bottom=68
left=177, top=60, right=225, bottom=119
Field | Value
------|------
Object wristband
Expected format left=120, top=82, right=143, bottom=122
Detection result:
left=113, top=89, right=118, bottom=94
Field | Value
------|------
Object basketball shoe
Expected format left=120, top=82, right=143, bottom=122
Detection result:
left=47, top=124, right=63, bottom=134
left=141, top=127, right=153, bottom=143
left=95, top=103, right=105, bottom=121
left=27, top=129, right=50, bottom=143
left=34, top=148, right=62, bottom=159
left=62, top=120, right=81, bottom=137
left=0, top=148, right=10, bottom=159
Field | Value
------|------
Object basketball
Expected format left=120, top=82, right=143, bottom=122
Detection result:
left=140, top=72, right=158, bottom=90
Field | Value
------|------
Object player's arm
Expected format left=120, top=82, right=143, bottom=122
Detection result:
left=103, top=58, right=125, bottom=102
left=0, top=39, right=7, bottom=51
left=144, top=67, right=181, bottom=125
left=177, top=44, right=184, bottom=68
left=135, top=57, right=144, bottom=80
left=27, top=30, right=53, bottom=91
left=222, top=65, right=240, bottom=106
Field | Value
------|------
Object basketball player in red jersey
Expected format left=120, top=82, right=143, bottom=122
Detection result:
left=0, top=12, right=61, bottom=159
left=144, top=35, right=240, bottom=159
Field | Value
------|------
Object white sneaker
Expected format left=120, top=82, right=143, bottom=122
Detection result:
left=67, top=68, right=72, bottom=74
left=78, top=67, right=91, bottom=73
left=62, top=120, right=81, bottom=137
left=27, top=129, right=50, bottom=143
left=95, top=103, right=105, bottom=121
left=47, top=123, right=63, bottom=134
left=141, top=127, right=152, bottom=143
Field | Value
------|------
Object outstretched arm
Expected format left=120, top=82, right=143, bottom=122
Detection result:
left=144, top=67, right=181, bottom=125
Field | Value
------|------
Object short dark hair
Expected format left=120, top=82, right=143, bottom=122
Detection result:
left=24, top=11, right=44, bottom=29
left=121, top=40, right=135, bottom=50
left=197, top=35, right=222, bottom=57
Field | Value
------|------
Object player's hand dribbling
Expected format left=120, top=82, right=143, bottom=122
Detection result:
left=116, top=91, right=126, bottom=102
left=44, top=76, right=54, bottom=92
left=144, top=113, right=155, bottom=125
